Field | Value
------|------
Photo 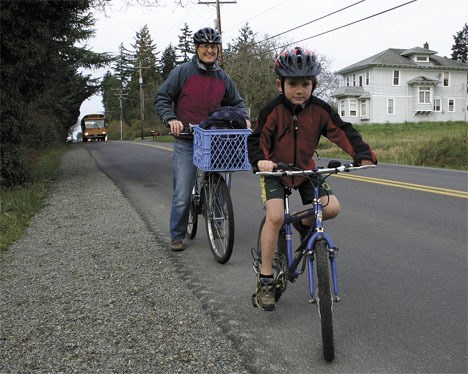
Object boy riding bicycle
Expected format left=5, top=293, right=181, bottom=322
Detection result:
left=247, top=47, right=377, bottom=311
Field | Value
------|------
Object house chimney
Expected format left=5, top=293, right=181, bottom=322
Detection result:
left=423, top=42, right=429, bottom=49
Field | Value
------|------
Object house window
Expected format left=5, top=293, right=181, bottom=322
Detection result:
left=393, top=70, right=400, bottom=86
left=419, top=87, right=431, bottom=104
left=443, top=72, right=449, bottom=86
left=416, top=56, right=429, bottom=62
left=448, top=99, right=455, bottom=112
left=360, top=99, right=367, bottom=116
left=366, top=71, right=370, bottom=85
left=340, top=100, right=346, bottom=116
left=346, top=76, right=350, bottom=86
left=352, top=74, right=356, bottom=86
left=359, top=75, right=363, bottom=86
left=433, top=98, right=441, bottom=112
left=349, top=99, right=357, bottom=117
left=387, top=98, right=395, bottom=115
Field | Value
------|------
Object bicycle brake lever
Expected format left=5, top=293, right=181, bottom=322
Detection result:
left=277, top=162, right=291, bottom=170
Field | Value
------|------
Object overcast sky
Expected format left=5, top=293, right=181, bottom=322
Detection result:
left=79, top=0, right=467, bottom=117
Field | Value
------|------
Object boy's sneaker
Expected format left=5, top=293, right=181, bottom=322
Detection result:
left=253, top=276, right=276, bottom=311
left=171, top=240, right=184, bottom=252
left=292, top=220, right=309, bottom=243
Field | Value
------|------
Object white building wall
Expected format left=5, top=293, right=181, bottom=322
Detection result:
left=335, top=62, right=468, bottom=124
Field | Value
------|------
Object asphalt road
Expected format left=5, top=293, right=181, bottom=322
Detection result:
left=86, top=140, right=467, bottom=374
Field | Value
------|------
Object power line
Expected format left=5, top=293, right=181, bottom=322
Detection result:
left=225, top=0, right=418, bottom=63
left=279, top=0, right=418, bottom=50
left=256, top=0, right=366, bottom=45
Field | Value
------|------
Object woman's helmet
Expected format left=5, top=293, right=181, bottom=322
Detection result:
left=193, top=27, right=222, bottom=45
left=275, top=47, right=321, bottom=77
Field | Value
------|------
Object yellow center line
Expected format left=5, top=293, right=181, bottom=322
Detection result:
left=333, top=174, right=468, bottom=199
left=132, top=142, right=173, bottom=152
left=130, top=142, right=468, bottom=199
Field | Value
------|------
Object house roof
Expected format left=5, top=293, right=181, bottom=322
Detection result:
left=407, top=76, right=440, bottom=85
left=331, top=86, right=371, bottom=99
left=336, top=47, right=468, bottom=74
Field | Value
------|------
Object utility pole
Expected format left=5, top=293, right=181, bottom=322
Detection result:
left=136, top=61, right=150, bottom=140
left=112, top=88, right=128, bottom=141
left=198, top=0, right=237, bottom=66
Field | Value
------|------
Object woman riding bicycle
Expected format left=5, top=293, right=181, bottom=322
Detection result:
left=247, top=46, right=377, bottom=311
left=155, top=27, right=250, bottom=252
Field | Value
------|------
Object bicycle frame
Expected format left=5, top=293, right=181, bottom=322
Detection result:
left=256, top=163, right=375, bottom=302
left=282, top=182, right=340, bottom=303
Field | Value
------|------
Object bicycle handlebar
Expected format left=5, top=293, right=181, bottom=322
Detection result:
left=255, top=162, right=375, bottom=177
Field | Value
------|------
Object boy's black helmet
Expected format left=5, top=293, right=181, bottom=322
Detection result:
left=275, top=47, right=321, bottom=77
left=193, top=27, right=222, bottom=45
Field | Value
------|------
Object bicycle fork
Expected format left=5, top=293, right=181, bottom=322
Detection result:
left=307, top=232, right=341, bottom=304
left=307, top=232, right=340, bottom=304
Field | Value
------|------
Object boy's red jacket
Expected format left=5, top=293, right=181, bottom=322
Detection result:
left=247, top=94, right=377, bottom=187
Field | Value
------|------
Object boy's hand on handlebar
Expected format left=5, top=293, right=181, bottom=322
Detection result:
left=257, top=160, right=277, bottom=172
left=168, top=119, right=184, bottom=136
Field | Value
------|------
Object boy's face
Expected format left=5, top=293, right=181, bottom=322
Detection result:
left=276, top=77, right=313, bottom=105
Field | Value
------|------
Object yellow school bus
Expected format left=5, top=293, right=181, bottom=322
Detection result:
left=81, top=113, right=108, bottom=142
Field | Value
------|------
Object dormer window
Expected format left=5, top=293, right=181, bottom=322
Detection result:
left=415, top=55, right=429, bottom=62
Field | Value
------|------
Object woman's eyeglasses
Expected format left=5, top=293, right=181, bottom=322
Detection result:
left=198, top=44, right=218, bottom=51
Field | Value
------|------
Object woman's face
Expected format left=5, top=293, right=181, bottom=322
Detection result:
left=196, top=43, right=219, bottom=65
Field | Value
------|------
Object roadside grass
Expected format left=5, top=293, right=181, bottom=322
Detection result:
left=0, top=146, right=66, bottom=250
left=142, top=135, right=173, bottom=143
left=1, top=121, right=466, bottom=250
left=316, top=121, right=467, bottom=170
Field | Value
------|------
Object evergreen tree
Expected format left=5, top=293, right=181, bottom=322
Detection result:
left=160, top=44, right=178, bottom=80
left=126, top=25, right=161, bottom=133
left=114, top=43, right=134, bottom=87
left=101, top=71, right=125, bottom=122
left=176, top=23, right=194, bottom=64
left=451, top=23, right=468, bottom=62
left=223, top=24, right=278, bottom=120
left=0, top=0, right=111, bottom=186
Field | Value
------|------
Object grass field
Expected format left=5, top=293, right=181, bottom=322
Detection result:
left=317, top=121, right=467, bottom=170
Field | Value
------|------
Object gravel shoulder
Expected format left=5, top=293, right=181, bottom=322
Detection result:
left=0, top=145, right=249, bottom=373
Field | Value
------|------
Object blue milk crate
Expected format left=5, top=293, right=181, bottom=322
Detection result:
left=193, top=127, right=251, bottom=172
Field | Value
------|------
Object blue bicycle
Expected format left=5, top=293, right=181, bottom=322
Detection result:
left=252, top=161, right=375, bottom=362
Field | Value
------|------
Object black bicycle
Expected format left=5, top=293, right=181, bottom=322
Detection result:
left=187, top=125, right=250, bottom=264
left=253, top=161, right=375, bottom=361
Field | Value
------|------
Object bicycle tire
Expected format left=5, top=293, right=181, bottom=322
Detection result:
left=187, top=187, right=198, bottom=240
left=256, top=217, right=288, bottom=301
left=204, top=173, right=234, bottom=264
left=315, top=239, right=335, bottom=362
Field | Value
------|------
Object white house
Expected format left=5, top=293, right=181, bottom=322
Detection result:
left=332, top=43, right=468, bottom=124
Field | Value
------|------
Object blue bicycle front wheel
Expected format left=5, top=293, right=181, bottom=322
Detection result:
left=315, top=239, right=335, bottom=362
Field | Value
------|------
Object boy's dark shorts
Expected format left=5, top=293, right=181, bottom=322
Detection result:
left=260, top=176, right=334, bottom=204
